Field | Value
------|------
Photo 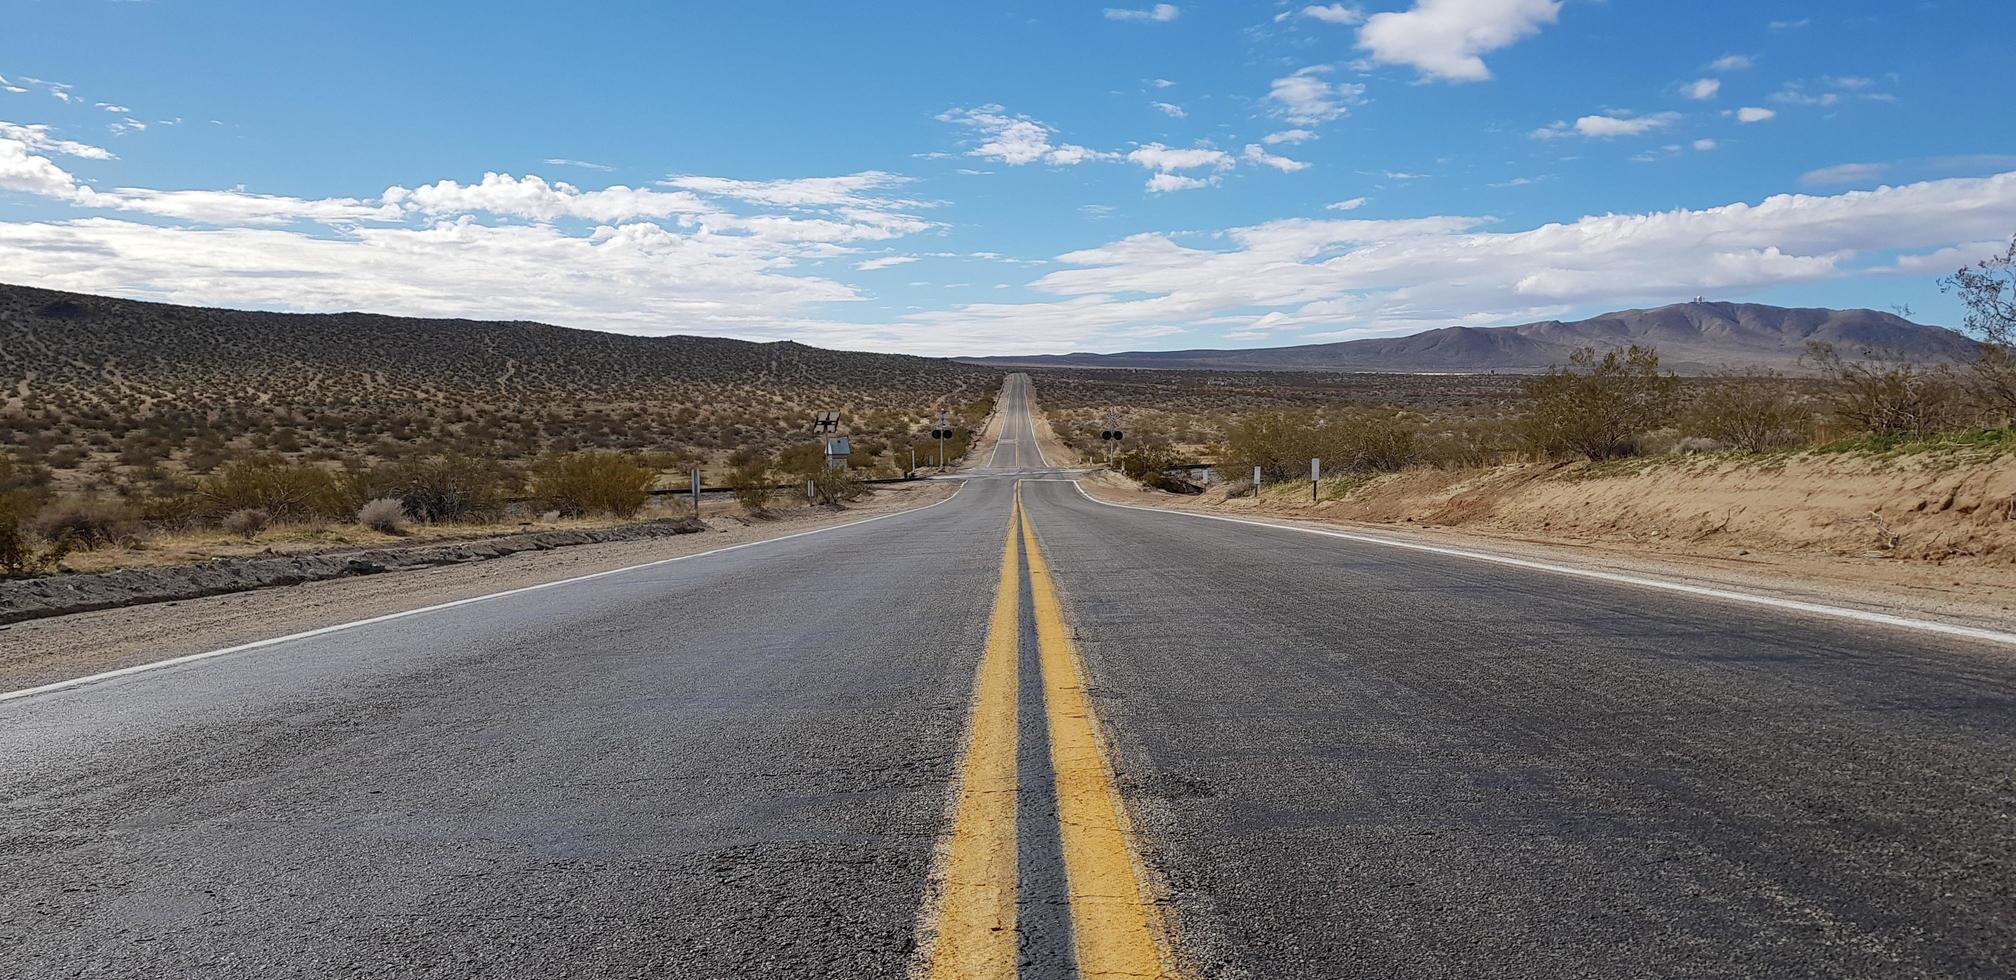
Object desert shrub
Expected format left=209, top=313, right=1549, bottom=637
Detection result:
left=199, top=454, right=340, bottom=520
left=221, top=507, right=272, bottom=537
left=1218, top=410, right=1418, bottom=480
left=0, top=451, right=53, bottom=496
left=347, top=457, right=513, bottom=522
left=29, top=496, right=141, bottom=550
left=357, top=497, right=409, bottom=534
left=1518, top=346, right=1678, bottom=460
left=730, top=460, right=773, bottom=513
left=1943, top=236, right=2016, bottom=419
left=530, top=451, right=655, bottom=517
left=1683, top=370, right=1814, bottom=451
left=0, top=491, right=50, bottom=577
left=807, top=464, right=866, bottom=505
left=135, top=492, right=211, bottom=530
left=1805, top=342, right=1970, bottom=438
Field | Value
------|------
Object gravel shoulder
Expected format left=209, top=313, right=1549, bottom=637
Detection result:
left=1078, top=471, right=2016, bottom=636
left=0, top=481, right=958, bottom=693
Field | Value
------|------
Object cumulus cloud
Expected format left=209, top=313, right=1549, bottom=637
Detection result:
left=385, top=173, right=712, bottom=223
left=936, top=105, right=1111, bottom=166
left=1242, top=144, right=1311, bottom=172
left=886, top=171, right=2016, bottom=353
left=1264, top=129, right=1317, bottom=145
left=1708, top=54, right=1754, bottom=72
left=1104, top=4, right=1179, bottom=22
left=1127, top=143, right=1235, bottom=173
left=1683, top=78, right=1720, bottom=101
left=1532, top=112, right=1679, bottom=139
left=1150, top=102, right=1187, bottom=118
left=1300, top=4, right=1364, bottom=24
left=1266, top=66, right=1364, bottom=124
left=1145, top=173, right=1212, bottom=193
left=1735, top=106, right=1776, bottom=123
left=1357, top=0, right=1562, bottom=83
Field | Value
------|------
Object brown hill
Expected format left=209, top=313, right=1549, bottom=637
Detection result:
left=0, top=283, right=1000, bottom=483
left=964, top=302, right=1980, bottom=374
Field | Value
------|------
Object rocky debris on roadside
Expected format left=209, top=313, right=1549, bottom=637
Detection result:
left=0, top=518, right=707, bottom=625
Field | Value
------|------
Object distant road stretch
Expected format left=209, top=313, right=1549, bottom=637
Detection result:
left=4, top=373, right=2014, bottom=979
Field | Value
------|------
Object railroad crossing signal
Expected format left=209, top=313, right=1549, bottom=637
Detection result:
left=1099, top=412, right=1123, bottom=442
left=931, top=409, right=953, bottom=469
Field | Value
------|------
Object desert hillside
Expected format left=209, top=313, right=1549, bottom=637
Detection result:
left=967, top=301, right=1981, bottom=374
left=0, top=283, right=1001, bottom=484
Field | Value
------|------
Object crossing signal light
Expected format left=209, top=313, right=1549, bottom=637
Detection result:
left=1100, top=430, right=1124, bottom=441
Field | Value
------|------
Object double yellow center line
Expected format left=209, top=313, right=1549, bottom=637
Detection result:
left=918, top=486, right=1181, bottom=980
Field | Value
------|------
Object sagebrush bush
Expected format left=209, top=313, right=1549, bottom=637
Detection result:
left=221, top=508, right=272, bottom=537
left=345, top=457, right=514, bottom=522
left=1805, top=342, right=1972, bottom=438
left=530, top=451, right=655, bottom=517
left=356, top=497, right=408, bottom=534
left=29, top=496, right=141, bottom=550
left=199, top=454, right=340, bottom=521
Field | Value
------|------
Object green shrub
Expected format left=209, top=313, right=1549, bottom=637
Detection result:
left=531, top=451, right=655, bottom=517
left=346, top=457, right=514, bottom=522
left=1805, top=342, right=1971, bottom=438
left=1518, top=346, right=1678, bottom=460
left=199, top=454, right=340, bottom=521
left=1683, top=370, right=1814, bottom=451
left=730, top=460, right=773, bottom=513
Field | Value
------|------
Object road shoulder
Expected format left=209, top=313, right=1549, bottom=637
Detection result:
left=0, top=482, right=958, bottom=694
left=1077, top=472, right=2016, bottom=637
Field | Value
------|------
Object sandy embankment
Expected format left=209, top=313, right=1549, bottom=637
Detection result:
left=1080, top=451, right=2016, bottom=630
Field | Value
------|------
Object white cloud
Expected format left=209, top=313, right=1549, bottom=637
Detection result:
left=936, top=105, right=1112, bottom=166
left=1683, top=78, right=1721, bottom=101
left=1357, top=0, right=1562, bottom=83
left=1150, top=102, right=1187, bottom=118
left=0, top=121, right=114, bottom=159
left=1693, top=138, right=1719, bottom=151
left=544, top=158, right=614, bottom=171
left=888, top=171, right=2016, bottom=353
left=386, top=172, right=712, bottom=223
left=661, top=171, right=917, bottom=209
left=1772, top=77, right=1898, bottom=108
left=1735, top=106, right=1776, bottom=123
left=1242, top=144, right=1311, bottom=172
left=95, top=103, right=130, bottom=113
left=1708, top=54, right=1754, bottom=72
left=0, top=136, right=90, bottom=199
left=1800, top=162, right=1888, bottom=187
left=1300, top=4, right=1365, bottom=24
left=1104, top=4, right=1179, bottom=22
left=1768, top=18, right=1810, bottom=30
left=1127, top=142, right=1235, bottom=172
left=1266, top=66, right=1365, bottom=125
left=1151, top=78, right=1176, bottom=88
left=1326, top=197, right=1369, bottom=210
left=1532, top=112, right=1679, bottom=139
left=855, top=255, right=919, bottom=271
left=1263, top=129, right=1317, bottom=145
left=1144, top=173, right=1212, bottom=193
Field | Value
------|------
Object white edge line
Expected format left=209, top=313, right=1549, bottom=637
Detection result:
left=1067, top=481, right=2016, bottom=649
left=0, top=483, right=971, bottom=704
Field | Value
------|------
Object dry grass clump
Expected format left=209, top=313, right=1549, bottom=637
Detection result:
left=28, top=495, right=140, bottom=549
left=220, top=508, right=272, bottom=538
left=356, top=497, right=408, bottom=534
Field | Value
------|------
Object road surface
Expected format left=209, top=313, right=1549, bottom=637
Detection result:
left=4, top=373, right=2014, bottom=979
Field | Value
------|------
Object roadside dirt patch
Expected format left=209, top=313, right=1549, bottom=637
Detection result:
left=1080, top=460, right=2016, bottom=633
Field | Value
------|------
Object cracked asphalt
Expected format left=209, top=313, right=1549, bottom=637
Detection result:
left=4, top=373, right=2015, bottom=978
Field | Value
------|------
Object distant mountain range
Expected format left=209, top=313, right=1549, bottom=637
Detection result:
left=962, top=302, right=1981, bottom=374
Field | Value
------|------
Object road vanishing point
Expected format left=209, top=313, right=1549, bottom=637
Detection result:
left=5, top=374, right=2016, bottom=978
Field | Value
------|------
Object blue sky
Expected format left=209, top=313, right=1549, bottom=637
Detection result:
left=2, top=0, right=2013, bottom=355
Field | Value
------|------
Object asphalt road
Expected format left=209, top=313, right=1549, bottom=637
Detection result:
left=4, top=373, right=2014, bottom=978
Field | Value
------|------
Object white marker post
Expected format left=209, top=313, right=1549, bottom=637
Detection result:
left=690, top=469, right=702, bottom=517
left=1311, top=457, right=1321, bottom=502
left=1253, top=465, right=1262, bottom=492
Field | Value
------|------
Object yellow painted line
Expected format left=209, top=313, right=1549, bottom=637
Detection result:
left=1019, top=502, right=1182, bottom=980
left=917, top=490, right=1024, bottom=980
